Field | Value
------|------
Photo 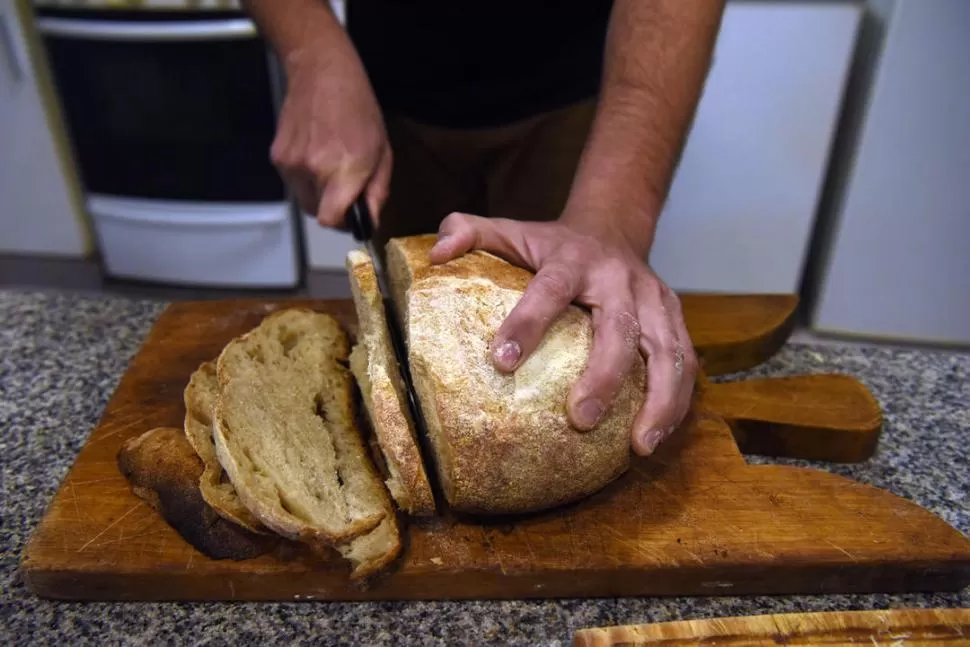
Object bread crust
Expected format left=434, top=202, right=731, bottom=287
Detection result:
left=183, top=360, right=267, bottom=534
left=346, top=249, right=436, bottom=516
left=387, top=235, right=646, bottom=514
left=118, top=427, right=278, bottom=560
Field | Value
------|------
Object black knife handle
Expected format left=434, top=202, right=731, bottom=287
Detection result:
left=348, top=197, right=374, bottom=242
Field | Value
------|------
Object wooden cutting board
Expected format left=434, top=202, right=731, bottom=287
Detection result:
left=21, top=294, right=970, bottom=601
left=573, top=608, right=970, bottom=646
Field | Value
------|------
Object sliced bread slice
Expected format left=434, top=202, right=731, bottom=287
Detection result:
left=386, top=235, right=646, bottom=515
left=212, top=308, right=398, bottom=562
left=184, top=360, right=266, bottom=534
left=346, top=249, right=436, bottom=516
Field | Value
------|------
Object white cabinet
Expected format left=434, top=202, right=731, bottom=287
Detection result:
left=0, top=0, right=90, bottom=257
left=649, top=1, right=861, bottom=294
left=810, top=0, right=970, bottom=345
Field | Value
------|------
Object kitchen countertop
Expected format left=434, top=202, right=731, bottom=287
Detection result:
left=1, top=289, right=967, bottom=646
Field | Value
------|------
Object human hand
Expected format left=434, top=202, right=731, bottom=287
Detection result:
left=270, top=42, right=391, bottom=229
left=428, top=213, right=698, bottom=457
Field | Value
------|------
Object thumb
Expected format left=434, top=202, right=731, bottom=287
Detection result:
left=429, top=212, right=533, bottom=269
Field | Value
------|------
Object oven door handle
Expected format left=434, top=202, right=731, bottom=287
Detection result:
left=94, top=206, right=289, bottom=229
left=34, top=17, right=257, bottom=42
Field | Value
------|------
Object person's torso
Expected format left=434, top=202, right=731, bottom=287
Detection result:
left=346, top=0, right=614, bottom=128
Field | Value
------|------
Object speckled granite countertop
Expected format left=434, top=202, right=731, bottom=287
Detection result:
left=1, top=290, right=967, bottom=646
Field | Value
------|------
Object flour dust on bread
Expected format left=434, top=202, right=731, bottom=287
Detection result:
left=183, top=361, right=266, bottom=534
left=346, top=249, right=436, bottom=516
left=386, top=235, right=646, bottom=514
left=212, top=308, right=401, bottom=577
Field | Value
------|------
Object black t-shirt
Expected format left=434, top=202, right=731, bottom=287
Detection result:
left=346, top=0, right=615, bottom=129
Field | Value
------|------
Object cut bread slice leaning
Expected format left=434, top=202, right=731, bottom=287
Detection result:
left=386, top=234, right=647, bottom=515
left=211, top=308, right=401, bottom=577
left=346, top=249, right=436, bottom=516
left=184, top=360, right=266, bottom=534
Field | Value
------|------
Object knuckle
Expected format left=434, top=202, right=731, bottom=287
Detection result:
left=269, top=142, right=286, bottom=166
left=604, top=257, right=629, bottom=277
left=643, top=279, right=666, bottom=304
left=439, top=211, right=472, bottom=235
left=664, top=289, right=685, bottom=316
left=270, top=148, right=297, bottom=171
left=684, top=348, right=700, bottom=374
left=306, top=151, right=333, bottom=175
left=558, top=241, right=586, bottom=265
left=347, top=149, right=380, bottom=176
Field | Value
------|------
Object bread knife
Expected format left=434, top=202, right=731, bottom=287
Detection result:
left=346, top=197, right=432, bottom=445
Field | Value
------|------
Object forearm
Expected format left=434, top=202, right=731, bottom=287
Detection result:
left=242, top=0, right=352, bottom=69
left=563, top=0, right=725, bottom=257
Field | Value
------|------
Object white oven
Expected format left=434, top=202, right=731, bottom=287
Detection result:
left=34, top=7, right=301, bottom=288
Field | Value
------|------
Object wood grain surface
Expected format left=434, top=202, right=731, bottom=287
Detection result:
left=704, top=374, right=883, bottom=462
left=680, top=293, right=798, bottom=376
left=20, top=295, right=970, bottom=601
left=573, top=607, right=970, bottom=646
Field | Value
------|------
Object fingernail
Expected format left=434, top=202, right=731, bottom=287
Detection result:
left=640, top=428, right=664, bottom=454
left=493, top=340, right=521, bottom=370
left=576, top=399, right=605, bottom=429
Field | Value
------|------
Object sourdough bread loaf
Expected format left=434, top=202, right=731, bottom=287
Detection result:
left=386, top=235, right=646, bottom=514
left=211, top=308, right=401, bottom=577
left=346, top=249, right=436, bottom=516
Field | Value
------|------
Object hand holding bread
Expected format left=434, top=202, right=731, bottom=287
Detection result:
left=428, top=213, right=699, bottom=457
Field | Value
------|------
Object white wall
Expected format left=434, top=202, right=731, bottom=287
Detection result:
left=649, top=2, right=861, bottom=294
left=810, top=0, right=970, bottom=344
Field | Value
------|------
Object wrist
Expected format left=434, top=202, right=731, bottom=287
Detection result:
left=282, top=30, right=350, bottom=77
left=560, top=197, right=659, bottom=259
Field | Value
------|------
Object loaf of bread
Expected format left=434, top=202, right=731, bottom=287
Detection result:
left=183, top=361, right=266, bottom=534
left=346, top=249, right=436, bottom=516
left=211, top=308, right=401, bottom=578
left=385, top=235, right=646, bottom=514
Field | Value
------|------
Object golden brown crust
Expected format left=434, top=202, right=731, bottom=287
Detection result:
left=117, top=427, right=278, bottom=561
left=183, top=361, right=267, bottom=534
left=346, top=250, right=436, bottom=516
left=386, top=235, right=646, bottom=514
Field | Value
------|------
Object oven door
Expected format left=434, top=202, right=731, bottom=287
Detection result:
left=35, top=10, right=285, bottom=204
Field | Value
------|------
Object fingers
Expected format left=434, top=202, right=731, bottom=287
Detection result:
left=429, top=212, right=533, bottom=268
left=316, top=160, right=375, bottom=229
left=491, top=262, right=582, bottom=373
left=270, top=110, right=387, bottom=229
left=630, top=286, right=692, bottom=457
left=663, top=290, right=699, bottom=425
left=566, top=295, right=641, bottom=431
left=365, top=144, right=393, bottom=224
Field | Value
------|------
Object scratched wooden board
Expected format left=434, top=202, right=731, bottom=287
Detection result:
left=20, top=295, right=970, bottom=601
left=573, top=607, right=970, bottom=646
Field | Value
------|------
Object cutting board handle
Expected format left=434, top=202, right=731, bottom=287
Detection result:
left=682, top=293, right=799, bottom=376
left=703, top=373, right=883, bottom=463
